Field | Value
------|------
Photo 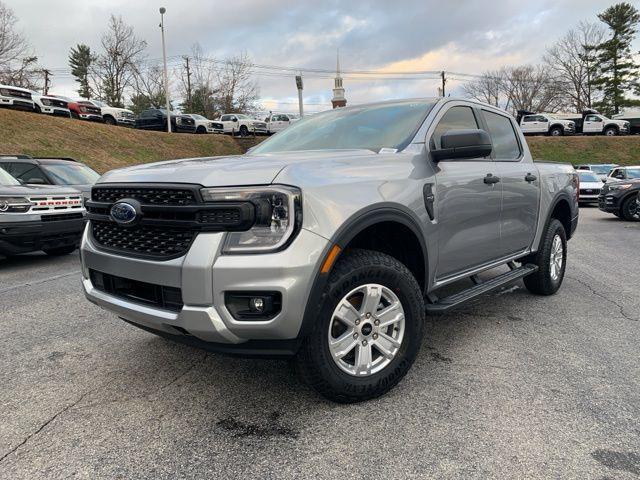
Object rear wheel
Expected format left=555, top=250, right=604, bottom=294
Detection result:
left=296, top=249, right=425, bottom=403
left=522, top=219, right=567, bottom=296
left=621, top=196, right=640, bottom=221
left=43, top=245, right=76, bottom=256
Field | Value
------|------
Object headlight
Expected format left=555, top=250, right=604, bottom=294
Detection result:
left=608, top=184, right=632, bottom=190
left=0, top=196, right=32, bottom=213
left=200, top=185, right=301, bottom=254
left=41, top=98, right=52, bottom=106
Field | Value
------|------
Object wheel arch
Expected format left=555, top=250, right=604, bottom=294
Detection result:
left=547, top=194, right=574, bottom=240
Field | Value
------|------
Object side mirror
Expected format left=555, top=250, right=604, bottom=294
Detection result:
left=432, top=129, right=493, bottom=162
left=232, top=118, right=238, bottom=122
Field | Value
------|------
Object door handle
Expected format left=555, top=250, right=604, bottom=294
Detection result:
left=483, top=174, right=500, bottom=185
left=525, top=173, right=537, bottom=183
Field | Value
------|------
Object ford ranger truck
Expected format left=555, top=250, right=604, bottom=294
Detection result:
left=81, top=98, right=579, bottom=403
left=0, top=167, right=85, bottom=257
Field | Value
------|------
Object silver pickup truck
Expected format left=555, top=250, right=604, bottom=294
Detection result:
left=81, top=98, right=579, bottom=402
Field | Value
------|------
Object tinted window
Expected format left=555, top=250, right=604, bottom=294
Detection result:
left=6, top=162, right=50, bottom=184
left=482, top=110, right=522, bottom=160
left=625, top=168, right=640, bottom=179
left=585, top=115, right=600, bottom=122
left=40, top=163, right=100, bottom=185
left=252, top=101, right=435, bottom=154
left=578, top=172, right=599, bottom=182
left=141, top=110, right=155, bottom=118
left=0, top=167, right=20, bottom=186
left=220, top=115, right=230, bottom=121
left=432, top=106, right=478, bottom=149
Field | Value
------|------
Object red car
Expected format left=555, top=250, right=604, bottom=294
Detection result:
left=51, top=96, right=103, bottom=122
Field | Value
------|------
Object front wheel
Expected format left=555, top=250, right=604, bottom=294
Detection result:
left=522, top=219, right=567, bottom=295
left=549, top=126, right=563, bottom=137
left=621, top=196, right=640, bottom=221
left=604, top=127, right=618, bottom=136
left=296, top=249, right=425, bottom=403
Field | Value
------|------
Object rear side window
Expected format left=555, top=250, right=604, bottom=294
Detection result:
left=432, top=106, right=478, bottom=149
left=482, top=110, right=522, bottom=160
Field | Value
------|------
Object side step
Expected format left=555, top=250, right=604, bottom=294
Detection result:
left=425, top=264, right=538, bottom=314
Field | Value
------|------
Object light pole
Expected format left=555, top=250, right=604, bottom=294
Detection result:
left=295, top=74, right=304, bottom=118
left=159, top=7, right=171, bottom=133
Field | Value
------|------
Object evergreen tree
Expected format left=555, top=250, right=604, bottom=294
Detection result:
left=68, top=44, right=94, bottom=99
left=592, top=2, right=640, bottom=115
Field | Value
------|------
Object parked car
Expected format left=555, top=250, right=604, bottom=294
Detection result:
left=217, top=113, right=268, bottom=136
left=52, top=95, right=103, bottom=121
left=576, top=171, right=602, bottom=205
left=264, top=113, right=300, bottom=134
left=84, top=99, right=135, bottom=127
left=0, top=156, right=100, bottom=199
left=604, top=166, right=640, bottom=184
left=184, top=114, right=224, bottom=134
left=30, top=91, right=70, bottom=117
left=554, top=110, right=630, bottom=136
left=135, top=108, right=196, bottom=133
left=80, top=98, right=579, bottom=403
left=0, top=84, right=35, bottom=111
left=598, top=178, right=640, bottom=221
left=575, top=164, right=618, bottom=182
left=516, top=111, right=575, bottom=136
left=613, top=109, right=640, bottom=135
left=0, top=166, right=85, bottom=257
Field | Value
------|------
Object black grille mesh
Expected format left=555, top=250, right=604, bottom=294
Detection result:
left=92, top=221, right=195, bottom=258
left=92, top=187, right=197, bottom=205
left=198, top=209, right=242, bottom=225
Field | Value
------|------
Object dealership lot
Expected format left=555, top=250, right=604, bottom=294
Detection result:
left=0, top=207, right=638, bottom=479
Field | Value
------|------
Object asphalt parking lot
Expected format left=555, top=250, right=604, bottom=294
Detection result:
left=0, top=207, right=638, bottom=479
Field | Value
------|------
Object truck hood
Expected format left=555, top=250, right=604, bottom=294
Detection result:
left=1, top=184, right=81, bottom=196
left=97, top=150, right=377, bottom=187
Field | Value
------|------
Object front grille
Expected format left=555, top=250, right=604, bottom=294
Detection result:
left=91, top=220, right=196, bottom=258
left=0, top=88, right=31, bottom=99
left=92, top=187, right=197, bottom=205
left=41, top=212, right=83, bottom=222
left=580, top=188, right=600, bottom=195
left=90, top=270, right=183, bottom=312
left=198, top=208, right=242, bottom=225
left=50, top=99, right=68, bottom=108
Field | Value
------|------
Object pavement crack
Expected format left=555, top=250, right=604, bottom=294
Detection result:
left=567, top=275, right=637, bottom=322
left=0, top=271, right=81, bottom=294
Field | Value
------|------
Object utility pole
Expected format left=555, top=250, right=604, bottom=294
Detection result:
left=183, top=56, right=192, bottom=111
left=440, top=71, right=446, bottom=97
left=43, top=69, right=51, bottom=95
left=295, top=74, right=304, bottom=117
left=159, top=7, right=172, bottom=133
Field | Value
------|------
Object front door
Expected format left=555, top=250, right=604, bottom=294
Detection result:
left=481, top=109, right=540, bottom=255
left=430, top=104, right=503, bottom=279
left=583, top=114, right=602, bottom=133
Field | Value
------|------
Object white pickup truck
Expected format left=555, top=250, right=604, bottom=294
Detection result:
left=554, top=110, right=630, bottom=136
left=517, top=111, right=575, bottom=136
left=217, top=113, right=268, bottom=136
left=84, top=100, right=135, bottom=127
left=264, top=113, right=299, bottom=134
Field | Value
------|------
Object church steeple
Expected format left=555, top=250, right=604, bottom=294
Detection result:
left=331, top=49, right=346, bottom=108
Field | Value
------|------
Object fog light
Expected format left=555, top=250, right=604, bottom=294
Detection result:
left=225, top=291, right=282, bottom=321
left=250, top=297, right=265, bottom=312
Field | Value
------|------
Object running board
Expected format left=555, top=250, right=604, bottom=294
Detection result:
left=425, top=264, right=538, bottom=314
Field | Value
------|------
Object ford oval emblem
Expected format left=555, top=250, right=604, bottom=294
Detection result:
left=110, top=201, right=138, bottom=224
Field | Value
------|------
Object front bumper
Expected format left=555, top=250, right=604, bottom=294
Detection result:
left=116, top=118, right=135, bottom=127
left=81, top=226, right=328, bottom=349
left=0, top=97, right=34, bottom=110
left=598, top=194, right=621, bottom=212
left=42, top=106, right=70, bottom=117
left=79, top=113, right=103, bottom=122
left=0, top=215, right=85, bottom=255
left=174, top=124, right=196, bottom=133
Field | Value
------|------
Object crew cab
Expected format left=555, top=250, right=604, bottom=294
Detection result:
left=0, top=85, right=35, bottom=111
left=0, top=166, right=85, bottom=257
left=30, top=91, right=70, bottom=117
left=80, top=98, right=578, bottom=403
left=135, top=108, right=196, bottom=133
left=84, top=99, right=135, bottom=127
left=217, top=113, right=268, bottom=136
left=554, top=110, right=630, bottom=136
left=264, top=113, right=299, bottom=134
left=184, top=114, right=224, bottom=134
left=0, top=156, right=100, bottom=199
left=517, top=111, right=575, bottom=136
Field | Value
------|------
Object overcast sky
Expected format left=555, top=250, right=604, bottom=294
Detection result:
left=4, top=0, right=639, bottom=114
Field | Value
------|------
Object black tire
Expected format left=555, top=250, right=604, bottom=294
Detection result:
left=104, top=116, right=116, bottom=125
left=70, top=111, right=79, bottom=119
left=522, top=219, right=567, bottom=296
left=549, top=126, right=563, bottom=137
left=42, top=245, right=76, bottom=256
left=604, top=127, right=618, bottom=136
left=296, top=249, right=425, bottom=403
left=196, top=126, right=206, bottom=134
left=239, top=125, right=249, bottom=137
left=620, top=196, right=640, bottom=221
left=34, top=104, right=42, bottom=114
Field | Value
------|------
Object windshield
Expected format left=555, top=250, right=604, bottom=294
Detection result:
left=590, top=165, right=615, bottom=174
left=251, top=101, right=435, bottom=154
left=578, top=172, right=600, bottom=182
left=0, top=167, right=20, bottom=186
left=40, top=163, right=100, bottom=185
left=235, top=114, right=250, bottom=119
left=190, top=114, right=206, bottom=120
left=626, top=168, right=640, bottom=179
left=92, top=100, right=107, bottom=107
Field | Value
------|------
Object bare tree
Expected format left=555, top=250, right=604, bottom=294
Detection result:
left=544, top=21, right=605, bottom=112
left=461, top=70, right=504, bottom=107
left=212, top=52, right=260, bottom=115
left=0, top=1, right=40, bottom=88
left=177, top=43, right=217, bottom=117
left=498, top=65, right=565, bottom=113
left=129, top=62, right=167, bottom=114
left=92, top=15, right=147, bottom=107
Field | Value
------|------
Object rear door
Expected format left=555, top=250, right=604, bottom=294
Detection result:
left=482, top=109, right=540, bottom=255
left=430, top=103, right=504, bottom=279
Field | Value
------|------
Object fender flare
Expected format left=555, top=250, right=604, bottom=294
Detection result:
left=549, top=123, right=565, bottom=132
left=540, top=192, right=576, bottom=241
left=603, top=123, right=620, bottom=132
left=296, top=205, right=429, bottom=341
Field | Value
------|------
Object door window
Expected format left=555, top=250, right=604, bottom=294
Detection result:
left=585, top=115, right=600, bottom=122
left=482, top=110, right=522, bottom=160
left=220, top=115, right=231, bottom=122
left=522, top=116, right=536, bottom=123
left=432, top=106, right=479, bottom=149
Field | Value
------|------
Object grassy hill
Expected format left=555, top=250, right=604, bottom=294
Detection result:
left=526, top=135, right=640, bottom=166
left=0, top=108, right=242, bottom=173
